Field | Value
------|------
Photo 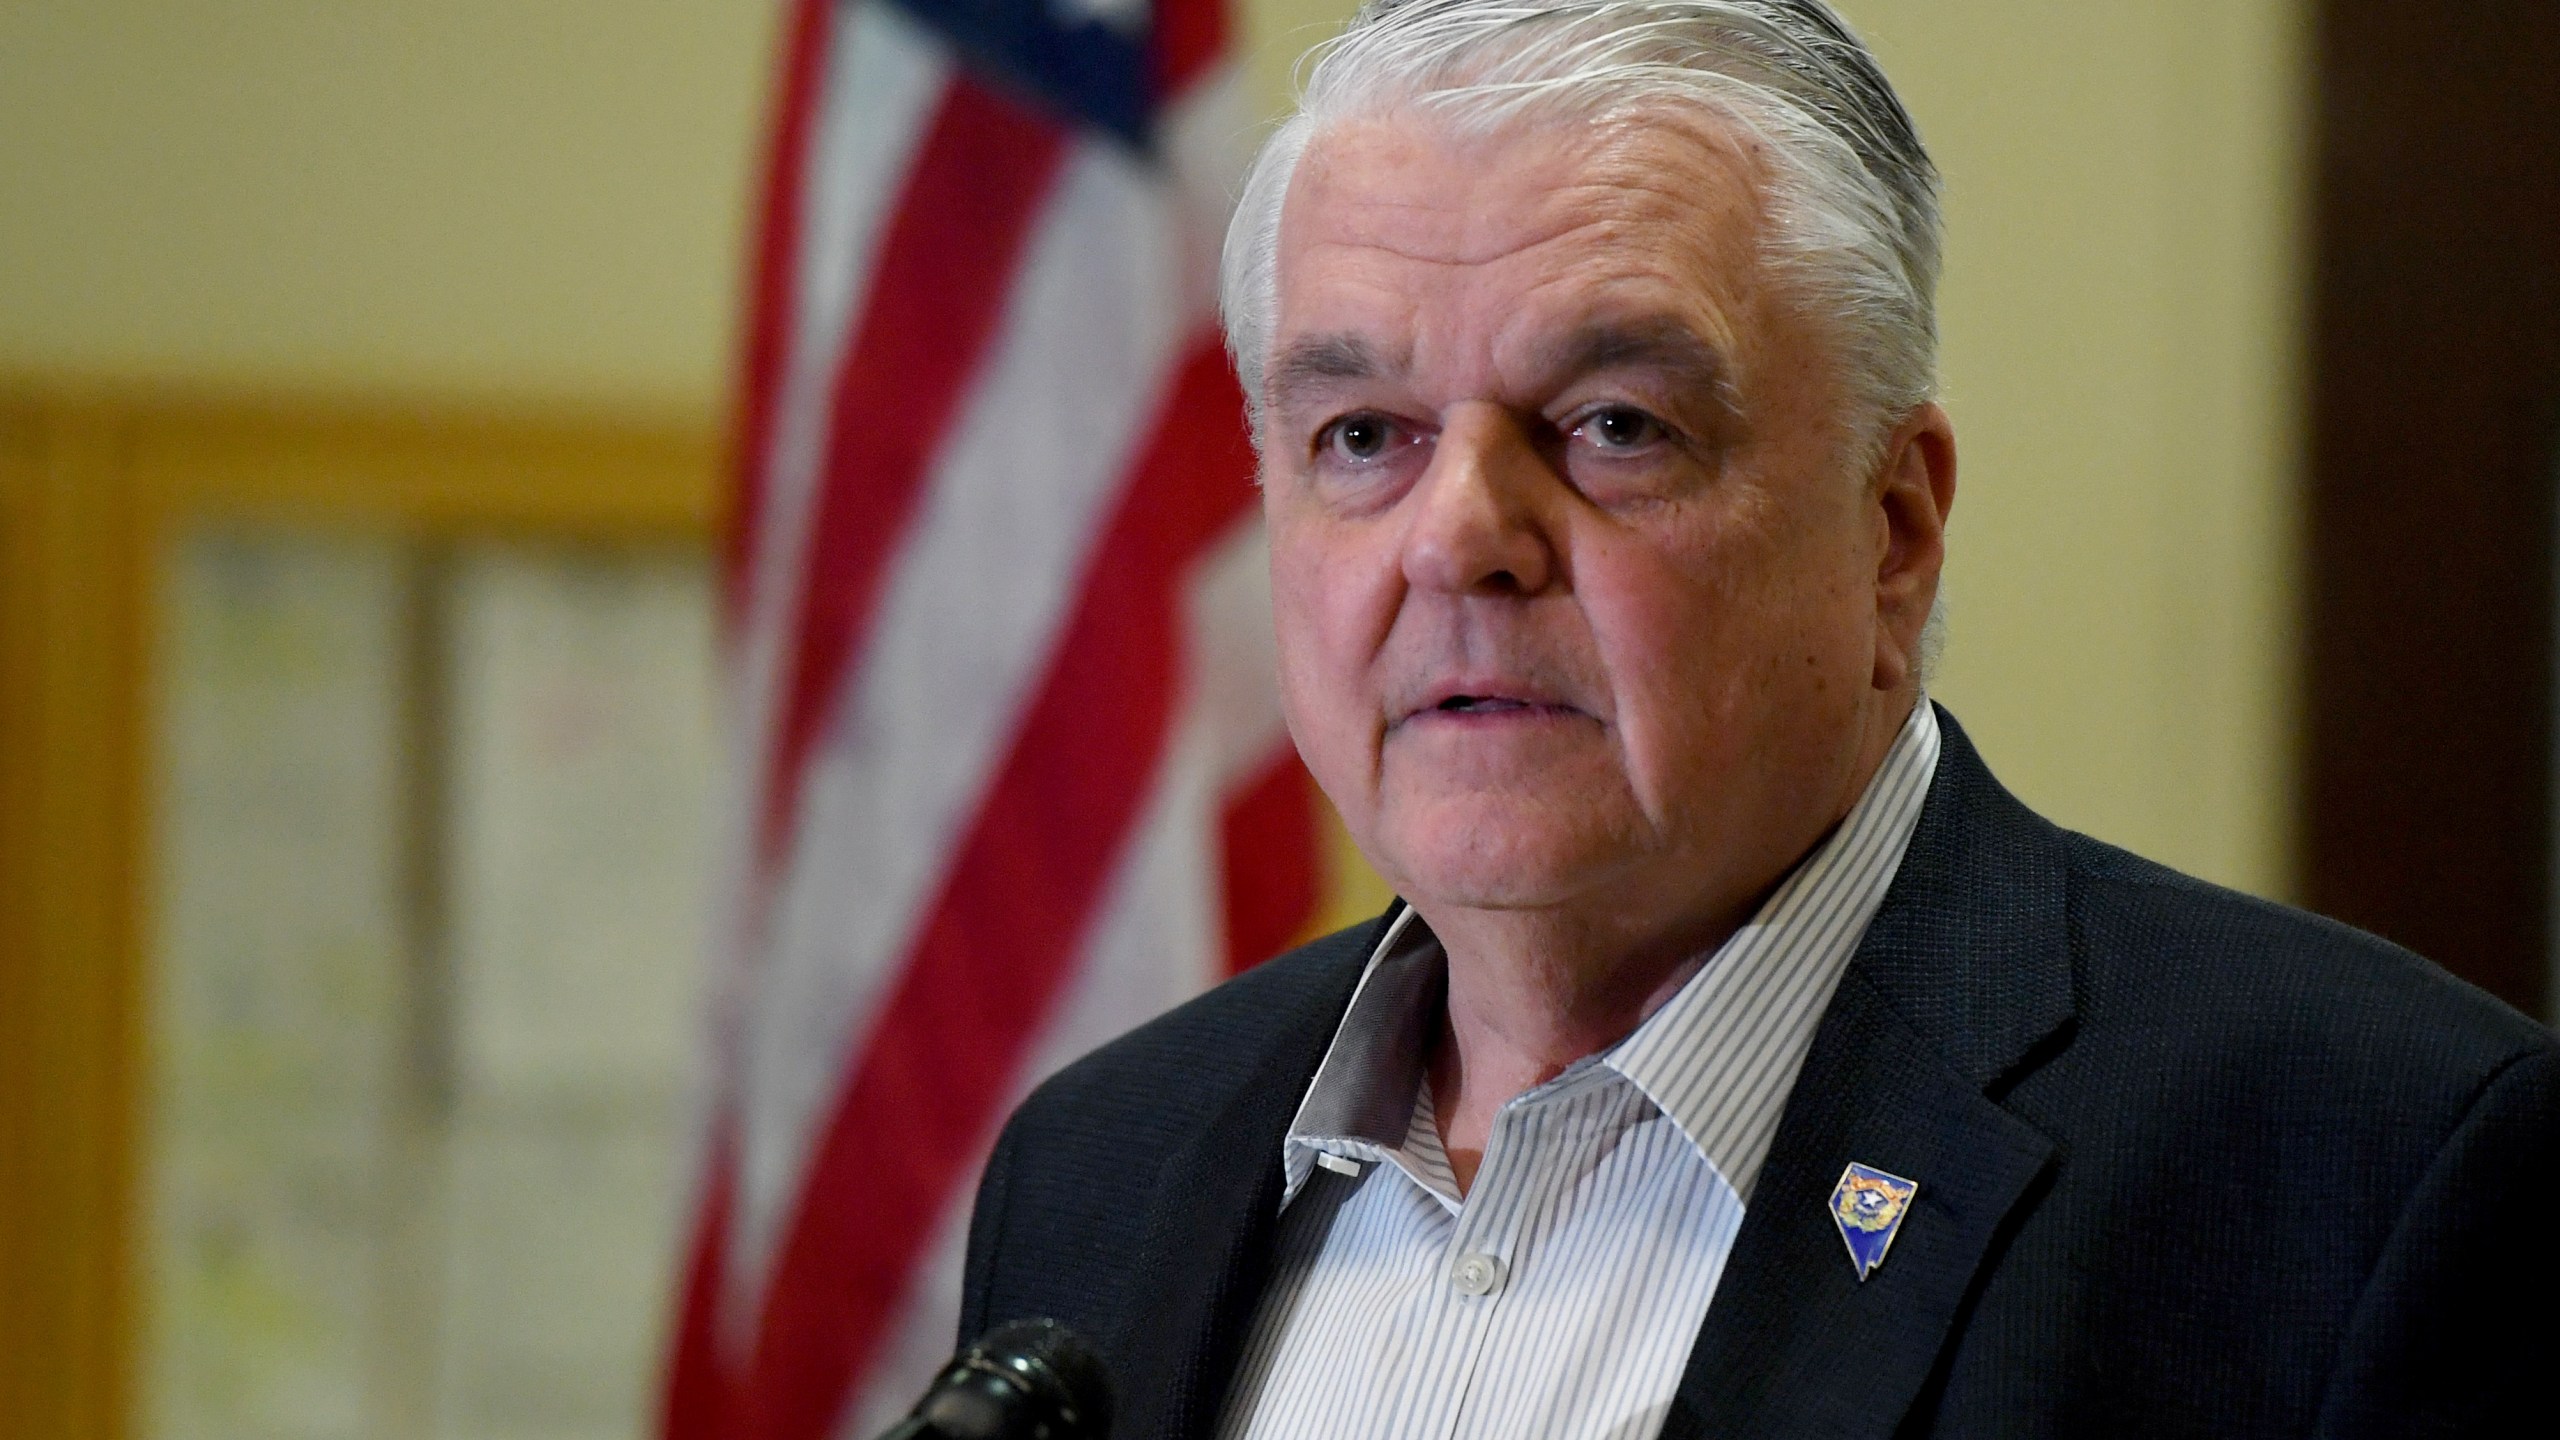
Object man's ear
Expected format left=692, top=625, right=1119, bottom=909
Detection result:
left=1870, top=403, right=1958, bottom=692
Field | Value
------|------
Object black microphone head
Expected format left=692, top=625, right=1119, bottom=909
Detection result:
left=909, top=1317, right=1111, bottom=1440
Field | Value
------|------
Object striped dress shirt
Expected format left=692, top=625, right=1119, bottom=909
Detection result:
left=1217, top=702, right=1942, bottom=1439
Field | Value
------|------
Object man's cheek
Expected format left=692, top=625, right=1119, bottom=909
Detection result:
left=1273, top=611, right=1356, bottom=774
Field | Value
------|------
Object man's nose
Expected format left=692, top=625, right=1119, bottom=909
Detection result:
left=1399, top=407, right=1561, bottom=597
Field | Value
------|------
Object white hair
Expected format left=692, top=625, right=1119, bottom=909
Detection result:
left=1219, top=0, right=1944, bottom=449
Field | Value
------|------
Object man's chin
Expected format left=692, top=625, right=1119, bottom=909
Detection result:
left=1370, top=811, right=1633, bottom=916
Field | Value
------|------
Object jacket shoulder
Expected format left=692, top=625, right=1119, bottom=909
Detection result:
left=2055, top=830, right=2555, bottom=1096
left=1006, top=916, right=1379, bottom=1148
left=960, top=916, right=1381, bottom=1342
left=1911, top=718, right=2560, bottom=1434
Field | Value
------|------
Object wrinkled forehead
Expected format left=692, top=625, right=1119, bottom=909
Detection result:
left=1269, top=106, right=1778, bottom=396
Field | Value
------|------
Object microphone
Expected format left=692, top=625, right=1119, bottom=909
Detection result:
left=874, top=1317, right=1113, bottom=1440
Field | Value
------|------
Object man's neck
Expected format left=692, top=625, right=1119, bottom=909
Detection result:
left=1421, top=876, right=1751, bottom=1193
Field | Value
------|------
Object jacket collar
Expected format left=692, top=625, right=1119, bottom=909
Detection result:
left=1841, top=705, right=2077, bottom=1091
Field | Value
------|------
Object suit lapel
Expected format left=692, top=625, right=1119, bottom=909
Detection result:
left=1664, top=709, right=2076, bottom=1439
left=1110, top=906, right=1398, bottom=1440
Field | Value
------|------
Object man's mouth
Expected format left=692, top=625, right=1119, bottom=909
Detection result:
left=1412, top=690, right=1587, bottom=723
left=1392, top=673, right=1591, bottom=728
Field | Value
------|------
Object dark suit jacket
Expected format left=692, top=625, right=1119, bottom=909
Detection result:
left=960, top=708, right=2559, bottom=1437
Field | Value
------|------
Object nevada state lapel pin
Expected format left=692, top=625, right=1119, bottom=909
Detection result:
left=1829, top=1162, right=1919, bottom=1282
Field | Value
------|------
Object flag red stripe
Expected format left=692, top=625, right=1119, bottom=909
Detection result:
left=738, top=336, right=1259, bottom=1440
left=727, top=0, right=838, bottom=623
left=1218, top=743, right=1322, bottom=974
left=755, top=80, right=1070, bottom=873
left=1154, top=0, right=1232, bottom=102
left=659, top=1125, right=740, bottom=1440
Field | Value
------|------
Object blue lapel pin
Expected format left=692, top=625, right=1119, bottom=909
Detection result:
left=1830, top=1162, right=1918, bottom=1281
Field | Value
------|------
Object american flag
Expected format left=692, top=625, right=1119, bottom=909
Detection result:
left=660, top=0, right=1322, bottom=1435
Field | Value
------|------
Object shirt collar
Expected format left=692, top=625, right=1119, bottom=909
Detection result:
left=1279, top=700, right=1943, bottom=1207
left=1278, top=904, right=1438, bottom=1202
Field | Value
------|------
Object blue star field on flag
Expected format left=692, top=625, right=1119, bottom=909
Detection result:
left=888, top=0, right=1159, bottom=143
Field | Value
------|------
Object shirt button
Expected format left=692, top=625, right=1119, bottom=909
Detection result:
left=1451, top=1253, right=1507, bottom=1297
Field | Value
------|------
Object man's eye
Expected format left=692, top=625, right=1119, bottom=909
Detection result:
left=1318, top=413, right=1399, bottom=462
left=1575, top=406, right=1667, bottom=452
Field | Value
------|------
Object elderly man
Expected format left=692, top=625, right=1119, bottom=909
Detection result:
left=959, top=2, right=2557, bottom=1435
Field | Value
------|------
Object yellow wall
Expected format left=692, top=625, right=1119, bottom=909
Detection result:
left=1862, top=1, right=2307, bottom=900
left=0, top=2, right=778, bottom=425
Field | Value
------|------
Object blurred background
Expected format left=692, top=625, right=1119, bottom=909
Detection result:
left=2, top=1, right=2553, bottom=1437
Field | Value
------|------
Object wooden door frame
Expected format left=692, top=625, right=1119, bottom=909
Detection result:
left=0, top=380, right=718, bottom=1440
left=2301, top=2, right=2560, bottom=1019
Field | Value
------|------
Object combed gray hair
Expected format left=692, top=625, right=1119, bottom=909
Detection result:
left=1219, top=0, right=1944, bottom=450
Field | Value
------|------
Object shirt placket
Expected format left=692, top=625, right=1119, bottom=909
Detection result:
left=1423, top=1090, right=1562, bottom=1440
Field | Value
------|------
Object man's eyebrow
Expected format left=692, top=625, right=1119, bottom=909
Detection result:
left=1261, top=320, right=1738, bottom=409
left=1541, top=319, right=1738, bottom=402
left=1265, top=333, right=1396, bottom=402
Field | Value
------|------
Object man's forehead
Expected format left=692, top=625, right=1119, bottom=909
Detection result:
left=1267, top=111, right=1765, bottom=404
left=1284, top=106, right=1766, bottom=261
